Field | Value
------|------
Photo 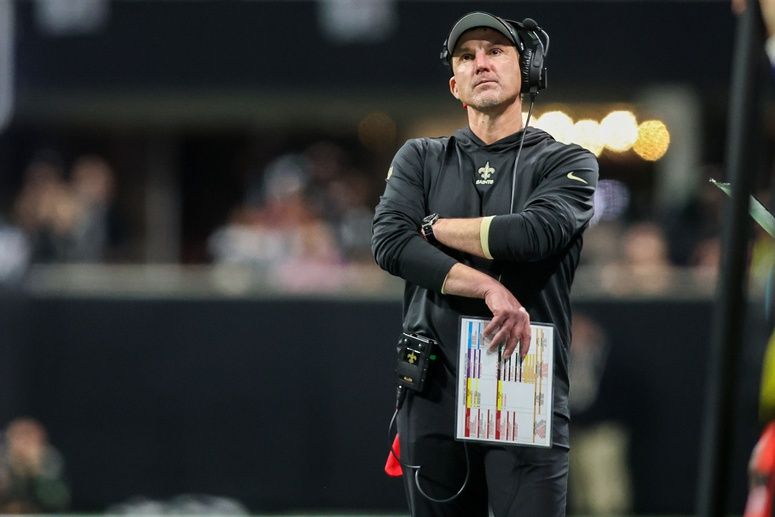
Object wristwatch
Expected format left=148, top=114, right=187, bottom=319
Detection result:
left=421, top=213, right=440, bottom=243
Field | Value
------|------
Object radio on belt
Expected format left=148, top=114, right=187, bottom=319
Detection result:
left=396, top=333, right=437, bottom=393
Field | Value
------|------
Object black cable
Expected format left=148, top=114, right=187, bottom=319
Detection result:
left=498, top=93, right=538, bottom=287
left=387, top=386, right=471, bottom=503
left=412, top=442, right=470, bottom=503
left=508, top=93, right=538, bottom=214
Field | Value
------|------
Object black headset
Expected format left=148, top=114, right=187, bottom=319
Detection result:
left=439, top=15, right=550, bottom=95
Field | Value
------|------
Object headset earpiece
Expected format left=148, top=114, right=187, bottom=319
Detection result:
left=514, top=19, right=547, bottom=94
left=520, top=46, right=534, bottom=94
left=439, top=40, right=450, bottom=66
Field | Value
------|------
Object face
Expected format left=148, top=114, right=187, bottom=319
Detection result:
left=449, top=28, right=522, bottom=112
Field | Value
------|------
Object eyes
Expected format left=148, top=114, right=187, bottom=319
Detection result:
left=458, top=46, right=506, bottom=62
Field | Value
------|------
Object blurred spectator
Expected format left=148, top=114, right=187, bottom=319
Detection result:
left=302, top=141, right=376, bottom=262
left=568, top=314, right=632, bottom=515
left=324, top=169, right=376, bottom=263
left=304, top=141, right=348, bottom=212
left=12, top=152, right=122, bottom=263
left=579, top=220, right=624, bottom=268
left=601, top=221, right=674, bottom=294
left=68, top=154, right=119, bottom=262
left=13, top=151, right=77, bottom=262
left=691, top=235, right=722, bottom=285
left=664, top=174, right=724, bottom=266
left=0, top=417, right=70, bottom=514
left=209, top=150, right=344, bottom=290
left=209, top=141, right=382, bottom=291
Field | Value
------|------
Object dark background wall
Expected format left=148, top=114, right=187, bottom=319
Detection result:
left=14, top=1, right=734, bottom=96
left=0, top=294, right=766, bottom=514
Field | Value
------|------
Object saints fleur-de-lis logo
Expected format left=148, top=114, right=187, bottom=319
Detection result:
left=476, top=161, right=495, bottom=185
left=479, top=162, right=494, bottom=180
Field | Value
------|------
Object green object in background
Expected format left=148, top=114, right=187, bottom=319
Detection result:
left=710, top=178, right=775, bottom=238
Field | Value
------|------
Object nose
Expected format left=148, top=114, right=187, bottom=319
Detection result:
left=474, top=50, right=492, bottom=73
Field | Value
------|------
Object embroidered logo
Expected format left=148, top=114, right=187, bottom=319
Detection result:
left=566, top=171, right=588, bottom=184
left=476, top=162, right=495, bottom=185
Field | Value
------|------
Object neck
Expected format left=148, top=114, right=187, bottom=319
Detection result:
left=466, top=99, right=524, bottom=145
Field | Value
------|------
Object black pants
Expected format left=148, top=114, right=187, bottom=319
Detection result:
left=398, top=375, right=568, bottom=517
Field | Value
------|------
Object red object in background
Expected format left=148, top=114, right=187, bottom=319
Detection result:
left=385, top=435, right=402, bottom=477
left=744, top=422, right=775, bottom=517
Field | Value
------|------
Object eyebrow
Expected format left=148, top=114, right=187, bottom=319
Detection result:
left=453, top=36, right=512, bottom=56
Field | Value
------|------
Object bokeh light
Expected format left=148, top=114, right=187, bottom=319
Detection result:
left=633, top=120, right=671, bottom=161
left=534, top=111, right=574, bottom=144
left=572, top=119, right=604, bottom=156
left=600, top=110, right=639, bottom=152
left=524, top=109, right=667, bottom=162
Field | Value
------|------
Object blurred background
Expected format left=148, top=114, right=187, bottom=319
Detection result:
left=0, top=0, right=773, bottom=515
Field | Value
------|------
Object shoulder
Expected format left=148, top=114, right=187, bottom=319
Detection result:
left=397, top=136, right=451, bottom=154
left=541, top=138, right=597, bottom=164
left=391, top=136, right=452, bottom=167
left=535, top=139, right=599, bottom=175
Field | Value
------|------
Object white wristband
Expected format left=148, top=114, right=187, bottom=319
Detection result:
left=767, top=35, right=775, bottom=68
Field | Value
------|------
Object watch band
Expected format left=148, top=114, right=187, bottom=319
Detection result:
left=421, top=213, right=440, bottom=243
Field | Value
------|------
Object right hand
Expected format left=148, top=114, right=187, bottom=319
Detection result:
left=482, top=284, right=531, bottom=361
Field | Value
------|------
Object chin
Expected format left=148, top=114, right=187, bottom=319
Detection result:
left=470, top=96, right=506, bottom=110
left=469, top=91, right=519, bottom=111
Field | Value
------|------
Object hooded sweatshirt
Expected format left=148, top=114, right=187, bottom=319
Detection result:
left=372, top=126, right=598, bottom=447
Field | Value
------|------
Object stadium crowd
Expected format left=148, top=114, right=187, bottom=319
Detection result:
left=0, top=136, right=771, bottom=295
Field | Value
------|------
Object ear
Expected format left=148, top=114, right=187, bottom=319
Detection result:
left=449, top=76, right=460, bottom=100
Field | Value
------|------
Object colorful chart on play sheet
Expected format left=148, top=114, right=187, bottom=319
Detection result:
left=455, top=318, right=554, bottom=447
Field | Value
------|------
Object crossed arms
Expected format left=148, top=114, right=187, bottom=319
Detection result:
left=372, top=138, right=597, bottom=359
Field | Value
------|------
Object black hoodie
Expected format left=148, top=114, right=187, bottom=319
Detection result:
left=372, top=126, right=598, bottom=447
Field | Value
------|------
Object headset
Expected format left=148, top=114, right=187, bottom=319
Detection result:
left=439, top=15, right=550, bottom=95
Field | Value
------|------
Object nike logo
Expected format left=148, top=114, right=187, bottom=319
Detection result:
left=567, top=171, right=588, bottom=184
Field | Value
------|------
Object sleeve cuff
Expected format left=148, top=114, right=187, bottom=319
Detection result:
left=480, top=216, right=495, bottom=260
left=440, top=271, right=450, bottom=294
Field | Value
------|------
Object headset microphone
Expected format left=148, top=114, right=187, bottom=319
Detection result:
left=521, top=18, right=538, bottom=30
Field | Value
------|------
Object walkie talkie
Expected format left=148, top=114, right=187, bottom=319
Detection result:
left=396, top=333, right=437, bottom=393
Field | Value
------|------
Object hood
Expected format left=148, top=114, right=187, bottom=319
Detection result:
left=454, top=126, right=553, bottom=153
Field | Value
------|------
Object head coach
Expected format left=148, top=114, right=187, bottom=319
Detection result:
left=371, top=11, right=598, bottom=516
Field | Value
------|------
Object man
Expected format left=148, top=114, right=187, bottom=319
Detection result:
left=732, top=0, right=775, bottom=71
left=372, top=11, right=598, bottom=516
left=739, top=0, right=775, bottom=515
